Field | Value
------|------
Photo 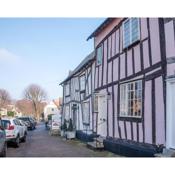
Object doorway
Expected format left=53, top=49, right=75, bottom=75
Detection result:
left=97, top=94, right=107, bottom=137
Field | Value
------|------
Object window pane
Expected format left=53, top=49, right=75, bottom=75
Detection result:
left=97, top=46, right=103, bottom=65
left=131, top=18, right=139, bottom=43
left=123, top=20, right=130, bottom=48
left=120, top=80, right=142, bottom=118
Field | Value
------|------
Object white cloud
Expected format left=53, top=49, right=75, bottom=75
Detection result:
left=0, top=48, right=20, bottom=62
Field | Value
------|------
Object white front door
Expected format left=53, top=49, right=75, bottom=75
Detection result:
left=167, top=79, right=175, bottom=149
left=97, top=94, right=107, bottom=137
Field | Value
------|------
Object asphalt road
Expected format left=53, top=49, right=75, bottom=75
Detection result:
left=6, top=123, right=117, bottom=157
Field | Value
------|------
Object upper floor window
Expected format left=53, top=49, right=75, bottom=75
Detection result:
left=65, top=83, right=70, bottom=96
left=82, top=101, right=90, bottom=124
left=123, top=18, right=140, bottom=48
left=96, top=45, right=103, bottom=66
left=120, top=80, right=142, bottom=118
left=80, top=75, right=85, bottom=91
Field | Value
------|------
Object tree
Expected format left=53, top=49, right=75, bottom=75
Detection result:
left=0, top=89, right=11, bottom=109
left=23, top=84, right=47, bottom=121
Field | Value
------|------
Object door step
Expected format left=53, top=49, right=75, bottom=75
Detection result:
left=87, top=141, right=104, bottom=150
left=155, top=148, right=175, bottom=157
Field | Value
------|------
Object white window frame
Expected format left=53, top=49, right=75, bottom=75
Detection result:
left=82, top=101, right=90, bottom=125
left=96, top=45, right=103, bottom=66
left=123, top=18, right=140, bottom=49
left=120, top=80, right=142, bottom=118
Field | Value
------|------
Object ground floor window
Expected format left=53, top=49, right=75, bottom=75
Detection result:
left=82, top=101, right=90, bottom=125
left=120, top=80, right=142, bottom=118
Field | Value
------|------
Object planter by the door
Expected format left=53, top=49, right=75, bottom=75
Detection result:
left=60, top=130, right=65, bottom=137
left=66, top=131, right=76, bottom=139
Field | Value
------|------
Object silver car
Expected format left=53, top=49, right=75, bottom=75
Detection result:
left=0, top=117, right=7, bottom=157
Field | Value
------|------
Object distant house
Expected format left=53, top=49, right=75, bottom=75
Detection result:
left=44, top=101, right=60, bottom=120
left=60, top=18, right=175, bottom=156
left=0, top=108, right=7, bottom=116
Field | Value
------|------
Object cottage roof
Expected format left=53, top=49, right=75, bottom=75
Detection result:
left=86, top=18, right=115, bottom=41
left=60, top=51, right=95, bottom=85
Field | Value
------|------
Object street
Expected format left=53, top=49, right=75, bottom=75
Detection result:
left=6, top=123, right=117, bottom=157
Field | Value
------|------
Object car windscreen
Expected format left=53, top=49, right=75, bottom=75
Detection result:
left=1, top=120, right=11, bottom=129
left=18, top=118, right=28, bottom=121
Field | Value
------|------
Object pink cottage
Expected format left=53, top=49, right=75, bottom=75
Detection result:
left=61, top=18, right=175, bottom=157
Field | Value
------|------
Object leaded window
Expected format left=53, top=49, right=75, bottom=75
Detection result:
left=96, top=45, right=103, bottom=65
left=120, top=80, right=142, bottom=118
left=123, top=18, right=140, bottom=48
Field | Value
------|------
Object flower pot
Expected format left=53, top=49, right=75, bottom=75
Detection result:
left=61, top=130, right=65, bottom=137
left=66, top=131, right=76, bottom=139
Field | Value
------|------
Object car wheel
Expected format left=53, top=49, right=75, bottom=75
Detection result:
left=15, top=135, right=20, bottom=148
left=21, top=133, right=27, bottom=142
left=0, top=142, right=7, bottom=157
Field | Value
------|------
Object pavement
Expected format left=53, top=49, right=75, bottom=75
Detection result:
left=6, top=123, right=118, bottom=157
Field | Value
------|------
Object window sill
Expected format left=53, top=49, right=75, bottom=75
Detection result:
left=123, top=40, right=140, bottom=51
left=118, top=116, right=142, bottom=122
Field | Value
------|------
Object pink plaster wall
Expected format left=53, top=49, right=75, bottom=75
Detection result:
left=119, top=121, right=125, bottom=139
left=140, top=18, right=148, bottom=40
left=126, top=122, right=131, bottom=140
left=165, top=20, right=175, bottom=58
left=149, top=18, right=161, bottom=64
left=108, top=62, right=112, bottom=83
left=108, top=87, right=113, bottom=137
left=134, top=45, right=141, bottom=73
left=114, top=84, right=119, bottom=138
left=111, top=32, right=115, bottom=57
left=113, top=58, right=119, bottom=81
left=120, top=53, right=126, bottom=79
left=108, top=36, right=112, bottom=59
left=99, top=65, right=102, bottom=87
left=103, top=40, right=108, bottom=85
left=144, top=80, right=152, bottom=144
left=127, top=49, right=133, bottom=76
left=155, top=77, right=165, bottom=145
left=143, top=40, right=150, bottom=69
left=95, top=67, right=98, bottom=88
left=139, top=123, right=143, bottom=143
left=95, top=18, right=123, bottom=47
left=115, top=29, right=120, bottom=54
left=133, top=122, right=137, bottom=142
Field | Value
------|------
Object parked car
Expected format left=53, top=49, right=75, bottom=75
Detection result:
left=18, top=120, right=28, bottom=141
left=18, top=116, right=36, bottom=130
left=0, top=118, right=7, bottom=157
left=1, top=117, right=27, bottom=147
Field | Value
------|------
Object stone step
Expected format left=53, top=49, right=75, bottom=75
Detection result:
left=87, top=141, right=104, bottom=150
left=95, top=136, right=105, bottom=143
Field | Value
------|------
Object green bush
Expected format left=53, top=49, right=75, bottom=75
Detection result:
left=7, top=111, right=14, bottom=117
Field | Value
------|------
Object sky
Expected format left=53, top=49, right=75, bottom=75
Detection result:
left=0, top=18, right=104, bottom=101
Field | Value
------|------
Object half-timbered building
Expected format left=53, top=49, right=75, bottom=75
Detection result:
left=87, top=18, right=170, bottom=156
left=60, top=18, right=175, bottom=156
left=60, top=52, right=96, bottom=137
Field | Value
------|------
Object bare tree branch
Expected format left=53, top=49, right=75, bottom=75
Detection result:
left=23, top=84, right=47, bottom=120
left=0, top=89, right=11, bottom=109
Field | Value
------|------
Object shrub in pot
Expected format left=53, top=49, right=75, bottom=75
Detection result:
left=66, top=118, right=75, bottom=139
left=60, top=119, right=67, bottom=137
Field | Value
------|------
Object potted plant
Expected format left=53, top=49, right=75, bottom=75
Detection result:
left=66, top=118, right=76, bottom=139
left=60, top=119, right=67, bottom=137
